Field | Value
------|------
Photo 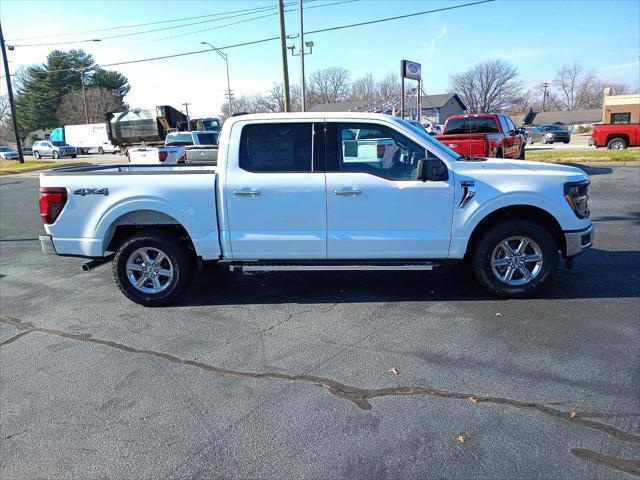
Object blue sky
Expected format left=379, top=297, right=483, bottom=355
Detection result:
left=1, top=0, right=639, bottom=117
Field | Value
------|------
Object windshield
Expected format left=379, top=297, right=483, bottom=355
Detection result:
left=398, top=118, right=460, bottom=159
left=444, top=117, right=499, bottom=134
left=165, top=133, right=194, bottom=146
left=543, top=125, right=563, bottom=131
left=51, top=141, right=69, bottom=147
left=196, top=133, right=218, bottom=145
left=0, top=147, right=11, bottom=152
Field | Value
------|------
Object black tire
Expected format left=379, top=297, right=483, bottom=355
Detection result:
left=33, top=150, right=41, bottom=159
left=471, top=220, right=559, bottom=298
left=52, top=151, right=60, bottom=159
left=607, top=137, right=628, bottom=150
left=98, top=147, right=104, bottom=155
left=518, top=145, right=526, bottom=160
left=528, top=137, right=534, bottom=145
left=563, top=141, right=569, bottom=144
left=71, top=155, right=77, bottom=158
left=495, top=149, right=503, bottom=158
left=113, top=229, right=194, bottom=307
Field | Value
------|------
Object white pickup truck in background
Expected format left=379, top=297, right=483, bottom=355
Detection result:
left=39, top=113, right=594, bottom=306
left=126, top=130, right=218, bottom=164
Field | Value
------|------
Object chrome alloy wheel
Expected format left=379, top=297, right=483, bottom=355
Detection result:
left=126, top=247, right=174, bottom=294
left=491, top=236, right=543, bottom=286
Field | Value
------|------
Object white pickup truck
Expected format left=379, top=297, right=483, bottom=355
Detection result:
left=38, top=113, right=594, bottom=306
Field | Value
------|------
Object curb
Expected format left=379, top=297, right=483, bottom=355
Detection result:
left=0, top=162, right=89, bottom=176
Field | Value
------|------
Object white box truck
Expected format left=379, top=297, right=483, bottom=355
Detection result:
left=49, top=123, right=118, bottom=155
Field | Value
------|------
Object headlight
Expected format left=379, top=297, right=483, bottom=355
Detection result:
left=564, top=180, right=590, bottom=218
left=546, top=132, right=554, bottom=137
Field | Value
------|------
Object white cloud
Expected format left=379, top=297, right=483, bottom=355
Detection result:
left=423, top=26, right=448, bottom=62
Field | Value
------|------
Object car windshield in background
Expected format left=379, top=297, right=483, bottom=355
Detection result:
left=196, top=133, right=218, bottom=145
left=165, top=133, right=194, bottom=146
left=0, top=146, right=11, bottom=152
left=51, top=141, right=68, bottom=147
left=543, top=125, right=564, bottom=131
left=444, top=117, right=499, bottom=134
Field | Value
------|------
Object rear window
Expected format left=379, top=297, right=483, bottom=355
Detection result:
left=195, top=133, right=218, bottom=145
left=165, top=133, right=194, bottom=146
left=444, top=117, right=499, bottom=134
left=239, top=123, right=312, bottom=172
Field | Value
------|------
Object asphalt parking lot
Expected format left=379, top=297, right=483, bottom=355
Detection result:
left=1, top=166, right=639, bottom=479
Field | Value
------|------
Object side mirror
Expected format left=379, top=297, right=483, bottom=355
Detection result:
left=507, top=129, right=517, bottom=136
left=516, top=127, right=526, bottom=135
left=417, top=158, right=449, bottom=182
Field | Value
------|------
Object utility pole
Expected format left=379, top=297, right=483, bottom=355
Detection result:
left=80, top=69, right=89, bottom=124
left=182, top=103, right=191, bottom=131
left=298, top=0, right=306, bottom=112
left=0, top=21, right=24, bottom=163
left=542, top=82, right=549, bottom=112
left=278, top=0, right=290, bottom=112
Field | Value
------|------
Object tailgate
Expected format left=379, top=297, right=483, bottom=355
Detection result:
left=434, top=135, right=487, bottom=157
left=185, top=146, right=218, bottom=163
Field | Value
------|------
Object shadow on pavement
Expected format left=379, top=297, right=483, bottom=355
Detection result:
left=178, top=248, right=640, bottom=307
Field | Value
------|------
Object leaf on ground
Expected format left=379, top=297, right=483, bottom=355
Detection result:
left=468, top=396, right=478, bottom=403
left=496, top=312, right=503, bottom=317
left=388, top=367, right=399, bottom=375
left=570, top=411, right=577, bottom=418
left=456, top=435, right=466, bottom=444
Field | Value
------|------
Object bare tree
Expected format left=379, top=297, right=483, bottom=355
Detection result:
left=307, top=67, right=350, bottom=107
left=552, top=62, right=607, bottom=110
left=449, top=60, right=523, bottom=113
left=376, top=72, right=401, bottom=100
left=57, top=87, right=126, bottom=125
left=605, top=82, right=632, bottom=96
left=0, top=95, right=11, bottom=128
left=350, top=73, right=376, bottom=101
left=265, top=82, right=286, bottom=112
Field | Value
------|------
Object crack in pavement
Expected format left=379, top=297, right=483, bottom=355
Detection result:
left=1, top=314, right=639, bottom=448
left=0, top=330, right=32, bottom=346
left=571, top=448, right=640, bottom=476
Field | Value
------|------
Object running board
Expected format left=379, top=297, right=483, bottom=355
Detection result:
left=230, top=261, right=440, bottom=272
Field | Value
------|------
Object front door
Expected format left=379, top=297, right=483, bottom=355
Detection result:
left=224, top=121, right=327, bottom=259
left=325, top=122, right=455, bottom=259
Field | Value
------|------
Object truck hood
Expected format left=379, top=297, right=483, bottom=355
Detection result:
left=454, top=158, right=588, bottom=181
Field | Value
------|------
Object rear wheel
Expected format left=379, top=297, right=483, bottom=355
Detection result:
left=113, top=229, right=194, bottom=307
left=495, top=149, right=503, bottom=158
left=607, top=137, right=627, bottom=150
left=518, top=145, right=526, bottom=160
left=471, top=220, right=558, bottom=298
left=52, top=151, right=59, bottom=159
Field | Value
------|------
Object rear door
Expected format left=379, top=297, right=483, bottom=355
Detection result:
left=224, top=121, right=327, bottom=259
left=325, top=122, right=455, bottom=259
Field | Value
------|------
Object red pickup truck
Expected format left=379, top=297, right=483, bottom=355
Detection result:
left=589, top=123, right=640, bottom=149
left=434, top=113, right=525, bottom=159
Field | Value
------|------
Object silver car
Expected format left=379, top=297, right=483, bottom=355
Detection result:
left=0, top=146, right=19, bottom=160
left=33, top=140, right=78, bottom=159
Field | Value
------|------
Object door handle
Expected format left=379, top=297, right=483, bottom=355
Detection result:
left=334, top=189, right=361, bottom=196
left=233, top=189, right=260, bottom=197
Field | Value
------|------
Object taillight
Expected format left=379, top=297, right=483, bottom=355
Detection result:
left=158, top=151, right=168, bottom=162
left=376, top=144, right=386, bottom=158
left=39, top=187, right=67, bottom=224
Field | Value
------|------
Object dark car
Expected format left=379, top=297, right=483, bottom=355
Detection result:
left=528, top=124, right=571, bottom=144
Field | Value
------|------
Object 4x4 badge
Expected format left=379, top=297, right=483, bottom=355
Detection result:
left=73, top=188, right=109, bottom=196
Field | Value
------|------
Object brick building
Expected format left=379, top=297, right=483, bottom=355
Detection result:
left=602, top=88, right=640, bottom=124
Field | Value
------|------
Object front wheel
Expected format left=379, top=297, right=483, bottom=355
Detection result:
left=33, top=150, right=41, bottom=159
left=471, top=220, right=559, bottom=298
left=113, top=229, right=194, bottom=306
left=98, top=147, right=104, bottom=155
left=52, top=151, right=60, bottom=159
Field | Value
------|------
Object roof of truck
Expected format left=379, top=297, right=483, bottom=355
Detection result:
left=223, top=112, right=403, bottom=126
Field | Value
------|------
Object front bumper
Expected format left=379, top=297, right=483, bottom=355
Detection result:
left=39, top=235, right=57, bottom=255
left=564, top=224, right=595, bottom=257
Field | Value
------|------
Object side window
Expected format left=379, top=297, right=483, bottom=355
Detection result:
left=239, top=123, right=312, bottom=172
left=505, top=117, right=516, bottom=132
left=334, top=123, right=432, bottom=180
left=498, top=115, right=510, bottom=133
left=611, top=112, right=631, bottom=124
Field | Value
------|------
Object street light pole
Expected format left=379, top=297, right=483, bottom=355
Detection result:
left=201, top=41, right=233, bottom=115
left=182, top=103, right=191, bottom=131
left=80, top=69, right=89, bottom=124
left=298, top=0, right=306, bottom=112
left=0, top=21, right=24, bottom=163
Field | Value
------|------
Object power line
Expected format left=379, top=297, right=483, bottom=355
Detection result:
left=16, top=0, right=493, bottom=74
left=6, top=2, right=298, bottom=42
left=131, top=0, right=358, bottom=47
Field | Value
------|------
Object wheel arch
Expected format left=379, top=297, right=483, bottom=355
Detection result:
left=465, top=205, right=566, bottom=257
left=606, top=134, right=629, bottom=146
